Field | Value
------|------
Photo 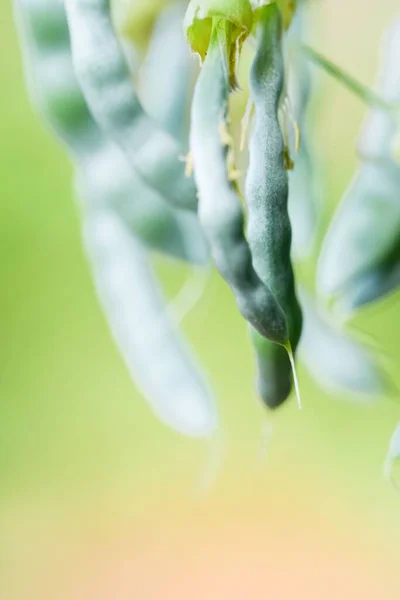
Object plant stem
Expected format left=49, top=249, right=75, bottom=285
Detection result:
left=301, top=44, right=398, bottom=114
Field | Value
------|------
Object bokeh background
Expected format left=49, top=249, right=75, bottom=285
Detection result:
left=1, top=1, right=400, bottom=598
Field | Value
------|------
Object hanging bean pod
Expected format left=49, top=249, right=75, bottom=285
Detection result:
left=317, top=158, right=400, bottom=315
left=285, top=6, right=320, bottom=260
left=332, top=241, right=400, bottom=313
left=246, top=4, right=302, bottom=349
left=84, top=209, right=217, bottom=437
left=140, top=1, right=193, bottom=146
left=317, top=16, right=400, bottom=315
left=15, top=0, right=217, bottom=437
left=14, top=0, right=102, bottom=156
left=249, top=328, right=293, bottom=409
left=190, top=18, right=288, bottom=344
left=136, top=1, right=210, bottom=258
left=64, top=0, right=198, bottom=210
left=245, top=4, right=302, bottom=407
left=298, top=289, right=392, bottom=400
left=15, top=0, right=206, bottom=262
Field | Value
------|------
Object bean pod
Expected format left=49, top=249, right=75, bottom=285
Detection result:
left=64, top=0, right=198, bottom=211
left=190, top=18, right=289, bottom=344
left=245, top=5, right=302, bottom=407
left=317, top=16, right=400, bottom=315
left=140, top=1, right=192, bottom=146
left=15, top=0, right=206, bottom=263
left=84, top=209, right=217, bottom=437
left=317, top=159, right=400, bottom=315
left=250, top=328, right=293, bottom=409
left=332, top=242, right=400, bottom=313
left=298, top=289, right=392, bottom=400
left=286, top=6, right=320, bottom=260
left=15, top=0, right=217, bottom=437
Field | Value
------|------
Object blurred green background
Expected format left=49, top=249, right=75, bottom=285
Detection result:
left=1, top=1, right=400, bottom=598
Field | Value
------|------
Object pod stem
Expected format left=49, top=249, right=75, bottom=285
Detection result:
left=285, top=341, right=303, bottom=411
left=301, top=44, right=399, bottom=114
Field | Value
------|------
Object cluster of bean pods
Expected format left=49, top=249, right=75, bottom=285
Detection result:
left=13, top=0, right=400, bottom=471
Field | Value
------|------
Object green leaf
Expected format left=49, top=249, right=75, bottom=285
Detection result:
left=184, top=0, right=253, bottom=60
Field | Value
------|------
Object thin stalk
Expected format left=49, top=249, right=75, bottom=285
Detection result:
left=302, top=44, right=399, bottom=114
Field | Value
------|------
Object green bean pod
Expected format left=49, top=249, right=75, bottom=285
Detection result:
left=15, top=0, right=216, bottom=437
left=15, top=0, right=206, bottom=263
left=190, top=21, right=288, bottom=344
left=251, top=274, right=393, bottom=408
left=14, top=0, right=102, bottom=157
left=137, top=2, right=209, bottom=262
left=64, top=0, right=198, bottom=211
left=84, top=208, right=217, bottom=437
left=140, top=1, right=192, bottom=146
left=288, top=146, right=319, bottom=260
left=245, top=5, right=302, bottom=406
left=317, top=160, right=400, bottom=314
left=76, top=146, right=208, bottom=264
left=286, top=7, right=320, bottom=260
left=249, top=328, right=293, bottom=409
left=357, top=15, right=400, bottom=162
left=298, top=289, right=392, bottom=400
left=331, top=238, right=400, bottom=314
left=246, top=5, right=301, bottom=347
left=318, top=15, right=400, bottom=314
left=132, top=1, right=208, bottom=262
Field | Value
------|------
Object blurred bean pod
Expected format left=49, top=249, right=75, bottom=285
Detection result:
left=15, top=0, right=218, bottom=437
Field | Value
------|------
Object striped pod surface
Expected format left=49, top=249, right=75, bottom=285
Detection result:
left=15, top=0, right=216, bottom=437
left=190, top=18, right=289, bottom=345
left=245, top=5, right=302, bottom=407
left=64, top=0, right=198, bottom=211
left=135, top=0, right=211, bottom=261
left=15, top=0, right=206, bottom=263
left=14, top=0, right=102, bottom=157
left=317, top=16, right=400, bottom=315
left=84, top=209, right=217, bottom=437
